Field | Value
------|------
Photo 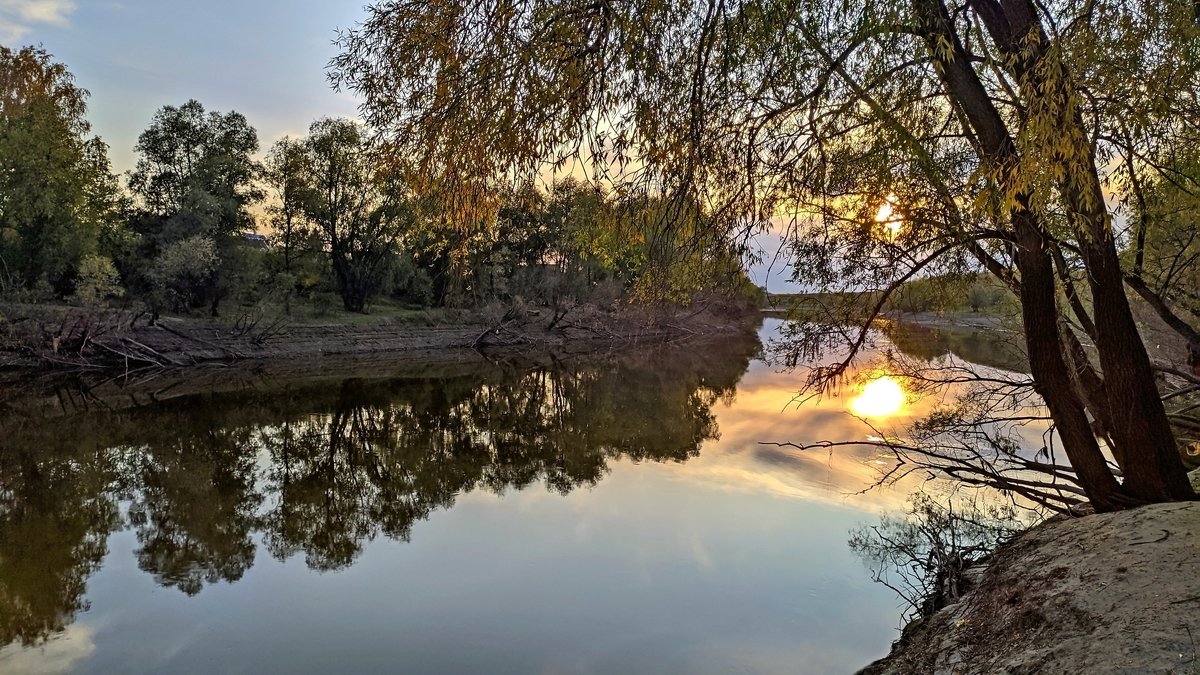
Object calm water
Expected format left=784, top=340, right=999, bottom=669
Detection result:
left=0, top=319, right=1022, bottom=674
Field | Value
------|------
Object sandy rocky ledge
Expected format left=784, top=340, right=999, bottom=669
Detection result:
left=861, top=470, right=1200, bottom=675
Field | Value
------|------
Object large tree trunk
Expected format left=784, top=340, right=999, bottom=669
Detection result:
left=1074, top=210, right=1194, bottom=501
left=1010, top=212, right=1129, bottom=511
left=914, top=0, right=1195, bottom=509
left=332, top=256, right=368, bottom=313
left=968, top=0, right=1194, bottom=503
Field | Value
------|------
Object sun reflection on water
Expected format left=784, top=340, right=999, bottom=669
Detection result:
left=850, top=376, right=906, bottom=418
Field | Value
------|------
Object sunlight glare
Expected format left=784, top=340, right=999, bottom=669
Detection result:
left=874, top=193, right=904, bottom=239
left=850, top=376, right=906, bottom=418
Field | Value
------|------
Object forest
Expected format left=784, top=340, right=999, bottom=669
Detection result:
left=0, top=45, right=759, bottom=326
left=4, top=2, right=1200, bottom=671
left=4, top=0, right=1200, bottom=512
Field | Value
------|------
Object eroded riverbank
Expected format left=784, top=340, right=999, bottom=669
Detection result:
left=1, top=301, right=757, bottom=377
left=859, top=495, right=1200, bottom=674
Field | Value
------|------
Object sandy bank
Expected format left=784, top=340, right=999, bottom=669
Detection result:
left=860, top=494, right=1200, bottom=674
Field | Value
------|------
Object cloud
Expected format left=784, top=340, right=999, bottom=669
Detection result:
left=0, top=623, right=97, bottom=674
left=0, top=0, right=76, bottom=41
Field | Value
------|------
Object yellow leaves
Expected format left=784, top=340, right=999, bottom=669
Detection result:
left=934, top=35, right=954, bottom=63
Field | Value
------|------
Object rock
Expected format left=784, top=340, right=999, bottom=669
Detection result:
left=1190, top=468, right=1200, bottom=493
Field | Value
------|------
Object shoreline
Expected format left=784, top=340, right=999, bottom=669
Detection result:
left=0, top=307, right=762, bottom=419
left=1, top=302, right=758, bottom=375
left=858, top=496, right=1200, bottom=674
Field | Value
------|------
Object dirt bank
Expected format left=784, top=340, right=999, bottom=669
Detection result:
left=0, top=303, right=762, bottom=420
left=860, top=495, right=1200, bottom=674
left=1, top=302, right=754, bottom=373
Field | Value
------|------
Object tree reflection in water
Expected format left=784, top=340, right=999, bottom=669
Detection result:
left=0, top=330, right=759, bottom=646
left=0, top=446, right=120, bottom=647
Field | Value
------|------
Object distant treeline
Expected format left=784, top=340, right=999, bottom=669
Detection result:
left=765, top=273, right=1016, bottom=318
left=0, top=46, right=759, bottom=321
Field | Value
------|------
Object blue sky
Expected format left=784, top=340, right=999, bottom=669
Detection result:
left=2, top=0, right=363, bottom=172
left=2, top=0, right=801, bottom=290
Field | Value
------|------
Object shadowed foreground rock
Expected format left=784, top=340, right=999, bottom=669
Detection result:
left=860, top=494, right=1200, bottom=674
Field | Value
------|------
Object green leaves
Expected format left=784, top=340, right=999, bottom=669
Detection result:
left=129, top=99, right=263, bottom=233
left=0, top=46, right=121, bottom=295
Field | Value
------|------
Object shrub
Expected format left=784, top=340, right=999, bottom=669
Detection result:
left=72, top=255, right=124, bottom=307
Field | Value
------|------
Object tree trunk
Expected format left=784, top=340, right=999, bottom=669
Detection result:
left=332, top=257, right=368, bottom=313
left=969, top=0, right=1195, bottom=502
left=914, top=0, right=1195, bottom=509
left=1077, top=223, right=1194, bottom=501
left=1011, top=212, right=1129, bottom=512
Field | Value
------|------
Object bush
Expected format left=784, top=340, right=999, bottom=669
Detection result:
left=149, top=236, right=219, bottom=312
left=849, top=493, right=1023, bottom=622
left=71, top=255, right=124, bottom=307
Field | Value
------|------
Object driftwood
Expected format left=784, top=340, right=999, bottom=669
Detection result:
left=230, top=312, right=290, bottom=345
left=158, top=323, right=248, bottom=359
left=94, top=337, right=187, bottom=369
left=472, top=307, right=524, bottom=348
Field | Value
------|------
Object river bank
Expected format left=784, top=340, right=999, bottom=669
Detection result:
left=0, top=300, right=757, bottom=374
left=0, top=302, right=762, bottom=421
left=859, top=490, right=1200, bottom=675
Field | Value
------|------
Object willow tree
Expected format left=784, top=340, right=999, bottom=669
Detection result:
left=332, top=0, right=1199, bottom=510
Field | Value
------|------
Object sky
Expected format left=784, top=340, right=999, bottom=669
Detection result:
left=2, top=0, right=363, bottom=171
left=2, top=0, right=802, bottom=291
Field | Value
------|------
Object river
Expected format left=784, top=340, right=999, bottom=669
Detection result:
left=0, top=318, right=1030, bottom=674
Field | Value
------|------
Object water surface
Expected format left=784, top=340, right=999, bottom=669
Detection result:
left=0, top=319, right=1018, bottom=674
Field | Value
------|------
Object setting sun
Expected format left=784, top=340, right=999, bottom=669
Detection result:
left=874, top=194, right=904, bottom=239
left=850, top=376, right=906, bottom=417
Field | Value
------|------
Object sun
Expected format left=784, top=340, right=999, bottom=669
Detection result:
left=850, top=376, right=906, bottom=418
left=874, top=193, right=904, bottom=239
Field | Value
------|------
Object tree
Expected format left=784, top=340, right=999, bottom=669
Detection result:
left=0, top=46, right=124, bottom=295
left=148, top=235, right=220, bottom=313
left=849, top=493, right=1021, bottom=622
left=130, top=100, right=262, bottom=225
left=295, top=118, right=409, bottom=312
left=129, top=100, right=263, bottom=315
left=1123, top=151, right=1200, bottom=369
left=331, top=0, right=1198, bottom=510
left=263, top=136, right=314, bottom=274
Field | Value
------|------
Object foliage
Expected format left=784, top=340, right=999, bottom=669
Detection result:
left=283, top=117, right=410, bottom=312
left=71, top=255, right=124, bottom=307
left=129, top=99, right=262, bottom=229
left=0, top=46, right=125, bottom=296
left=148, top=236, right=220, bottom=312
left=127, top=99, right=263, bottom=314
left=882, top=274, right=1014, bottom=316
left=263, top=136, right=315, bottom=274
left=459, top=179, right=755, bottom=310
left=1124, top=152, right=1200, bottom=323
